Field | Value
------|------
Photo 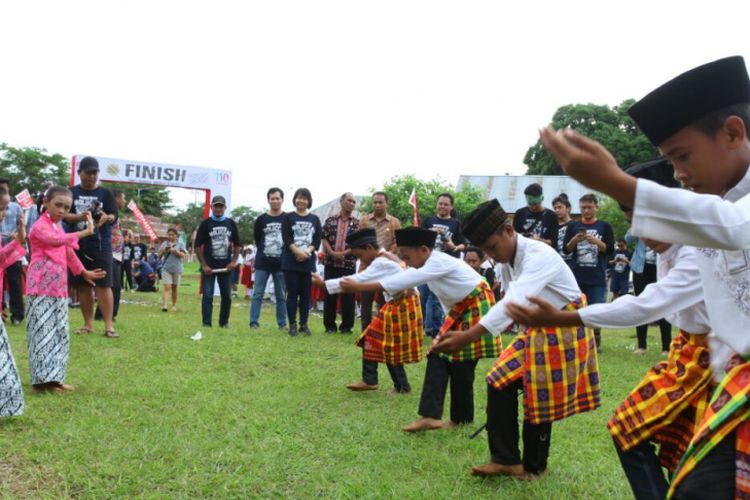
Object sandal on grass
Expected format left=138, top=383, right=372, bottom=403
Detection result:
left=104, top=330, right=120, bottom=338
left=74, top=327, right=94, bottom=335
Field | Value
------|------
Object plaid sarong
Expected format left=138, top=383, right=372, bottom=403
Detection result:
left=608, top=331, right=712, bottom=473
left=436, top=281, right=501, bottom=362
left=356, top=294, right=423, bottom=365
left=485, top=296, right=600, bottom=424
left=668, top=353, right=750, bottom=499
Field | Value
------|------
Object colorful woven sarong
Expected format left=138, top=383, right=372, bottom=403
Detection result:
left=485, top=296, right=600, bottom=424
left=356, top=294, right=423, bottom=365
left=668, top=353, right=750, bottom=499
left=608, top=331, right=712, bottom=472
left=436, top=280, right=501, bottom=362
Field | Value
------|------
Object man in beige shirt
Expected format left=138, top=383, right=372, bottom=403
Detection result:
left=358, top=191, right=402, bottom=330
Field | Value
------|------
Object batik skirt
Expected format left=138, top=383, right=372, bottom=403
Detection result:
left=0, top=321, right=23, bottom=416
left=26, top=295, right=70, bottom=385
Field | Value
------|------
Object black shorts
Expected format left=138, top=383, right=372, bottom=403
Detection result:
left=71, top=249, right=114, bottom=288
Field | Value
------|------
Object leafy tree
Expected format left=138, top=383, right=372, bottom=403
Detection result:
left=165, top=203, right=206, bottom=237
left=0, top=143, right=69, bottom=196
left=524, top=100, right=657, bottom=175
left=359, top=174, right=484, bottom=226
left=230, top=205, right=262, bottom=245
left=101, top=182, right=173, bottom=216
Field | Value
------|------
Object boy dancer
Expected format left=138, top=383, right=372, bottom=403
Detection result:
left=313, top=228, right=423, bottom=394
left=540, top=55, right=750, bottom=498
left=340, top=227, right=501, bottom=432
left=432, top=200, right=600, bottom=478
left=506, top=156, right=712, bottom=499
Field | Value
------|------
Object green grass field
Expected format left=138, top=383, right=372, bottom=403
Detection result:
left=1, top=267, right=667, bottom=499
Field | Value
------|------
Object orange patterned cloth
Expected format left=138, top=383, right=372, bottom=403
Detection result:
left=608, top=331, right=712, bottom=473
left=485, top=296, right=600, bottom=424
left=355, top=294, right=423, bottom=365
left=668, top=353, right=750, bottom=499
left=436, top=280, right=501, bottom=362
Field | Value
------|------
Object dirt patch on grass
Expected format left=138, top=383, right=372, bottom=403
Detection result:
left=0, top=456, right=67, bottom=499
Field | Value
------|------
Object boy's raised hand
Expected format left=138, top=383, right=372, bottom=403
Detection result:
left=540, top=127, right=637, bottom=208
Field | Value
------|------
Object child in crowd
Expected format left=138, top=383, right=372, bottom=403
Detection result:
left=159, top=227, right=187, bottom=312
left=608, top=238, right=631, bottom=300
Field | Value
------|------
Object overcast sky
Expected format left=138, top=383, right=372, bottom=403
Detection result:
left=1, top=1, right=749, bottom=212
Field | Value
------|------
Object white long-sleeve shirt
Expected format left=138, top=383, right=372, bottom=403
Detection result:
left=479, top=235, right=581, bottom=336
left=380, top=250, right=481, bottom=311
left=579, top=245, right=709, bottom=334
left=326, top=254, right=404, bottom=302
left=631, top=168, right=750, bottom=379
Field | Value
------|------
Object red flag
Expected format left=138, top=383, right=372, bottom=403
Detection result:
left=15, top=189, right=34, bottom=210
left=408, top=188, right=419, bottom=227
left=127, top=200, right=158, bottom=242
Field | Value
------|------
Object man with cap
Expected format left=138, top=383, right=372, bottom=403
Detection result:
left=313, top=228, right=422, bottom=394
left=431, top=199, right=600, bottom=480
left=63, top=156, right=118, bottom=337
left=513, top=183, right=558, bottom=246
left=539, top=55, right=750, bottom=499
left=194, top=195, right=241, bottom=329
left=340, top=226, right=500, bottom=433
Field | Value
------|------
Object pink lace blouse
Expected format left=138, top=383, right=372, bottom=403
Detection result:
left=27, top=212, right=84, bottom=297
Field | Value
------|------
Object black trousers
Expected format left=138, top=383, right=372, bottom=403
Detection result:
left=487, top=380, right=552, bottom=475
left=323, top=265, right=355, bottom=332
left=672, top=430, right=736, bottom=500
left=614, top=439, right=668, bottom=500
left=3, top=261, right=24, bottom=321
left=360, top=291, right=386, bottom=332
left=633, top=263, right=672, bottom=351
left=418, top=354, right=478, bottom=423
left=362, top=359, right=410, bottom=392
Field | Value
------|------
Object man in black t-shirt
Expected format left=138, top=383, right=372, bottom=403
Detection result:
left=563, top=193, right=614, bottom=350
left=249, top=187, right=287, bottom=330
left=512, top=183, right=558, bottom=246
left=420, top=192, right=467, bottom=335
left=195, top=195, right=241, bottom=329
left=64, top=157, right=119, bottom=337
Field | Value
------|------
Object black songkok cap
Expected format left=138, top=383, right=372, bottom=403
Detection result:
left=461, top=199, right=508, bottom=246
left=395, top=227, right=437, bottom=248
left=345, top=228, right=378, bottom=248
left=628, top=56, right=750, bottom=146
left=523, top=183, right=543, bottom=196
left=618, top=158, right=680, bottom=211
